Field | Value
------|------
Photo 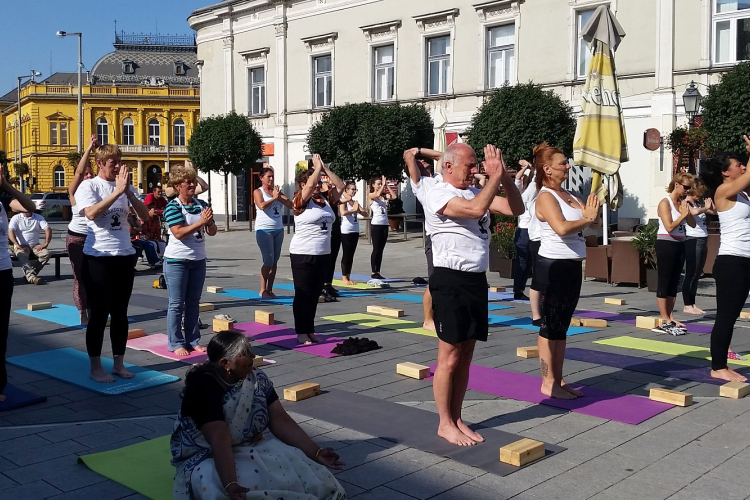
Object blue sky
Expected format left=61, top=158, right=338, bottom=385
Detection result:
left=1, top=0, right=210, bottom=93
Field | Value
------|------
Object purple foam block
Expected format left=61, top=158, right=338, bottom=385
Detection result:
left=234, top=322, right=340, bottom=358
left=428, top=363, right=673, bottom=425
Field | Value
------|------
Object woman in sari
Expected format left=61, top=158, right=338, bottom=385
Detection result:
left=171, top=331, right=346, bottom=500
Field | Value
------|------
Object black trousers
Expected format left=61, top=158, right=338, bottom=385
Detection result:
left=325, top=219, right=342, bottom=284
left=513, top=228, right=531, bottom=294
left=82, top=255, right=136, bottom=357
left=291, top=253, right=329, bottom=335
left=536, top=258, right=583, bottom=340
left=0, top=269, right=13, bottom=394
left=340, top=233, right=359, bottom=276
left=370, top=224, right=389, bottom=273
left=682, top=237, right=707, bottom=306
left=711, top=255, right=750, bottom=370
left=655, top=240, right=685, bottom=298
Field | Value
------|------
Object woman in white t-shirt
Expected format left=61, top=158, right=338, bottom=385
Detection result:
left=253, top=167, right=293, bottom=299
left=67, top=135, right=98, bottom=325
left=75, top=144, right=151, bottom=384
left=290, top=155, right=337, bottom=344
left=368, top=175, right=396, bottom=280
left=339, top=181, right=367, bottom=285
left=682, top=180, right=715, bottom=316
left=0, top=165, right=37, bottom=403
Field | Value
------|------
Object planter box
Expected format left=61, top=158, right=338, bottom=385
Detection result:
left=489, top=244, right=514, bottom=279
left=646, top=267, right=658, bottom=293
left=388, top=217, right=401, bottom=231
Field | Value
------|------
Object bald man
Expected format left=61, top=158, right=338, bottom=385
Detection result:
left=425, top=142, right=524, bottom=446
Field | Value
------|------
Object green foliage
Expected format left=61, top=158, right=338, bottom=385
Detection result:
left=490, top=220, right=517, bottom=259
left=0, top=150, right=7, bottom=167
left=701, top=62, right=750, bottom=155
left=12, top=162, right=29, bottom=178
left=465, top=83, right=576, bottom=165
left=67, top=151, right=84, bottom=169
left=664, top=126, right=708, bottom=153
left=188, top=111, right=263, bottom=177
left=307, top=103, right=434, bottom=180
left=387, top=197, right=404, bottom=215
left=631, top=221, right=657, bottom=269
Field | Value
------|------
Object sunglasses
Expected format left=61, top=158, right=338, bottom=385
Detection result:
left=679, top=183, right=692, bottom=189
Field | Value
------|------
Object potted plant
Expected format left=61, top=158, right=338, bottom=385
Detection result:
left=489, top=219, right=516, bottom=279
left=387, top=197, right=404, bottom=231
left=631, top=221, right=657, bottom=291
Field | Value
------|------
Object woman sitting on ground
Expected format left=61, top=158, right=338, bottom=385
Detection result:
left=171, top=331, right=346, bottom=500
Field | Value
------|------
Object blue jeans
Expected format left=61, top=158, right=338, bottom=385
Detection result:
left=133, top=240, right=160, bottom=265
left=164, top=259, right=206, bottom=351
left=256, top=229, right=284, bottom=267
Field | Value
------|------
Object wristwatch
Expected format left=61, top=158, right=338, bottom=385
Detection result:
left=417, top=147, right=421, bottom=156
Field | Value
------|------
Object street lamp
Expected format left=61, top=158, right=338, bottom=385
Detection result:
left=17, top=70, right=41, bottom=193
left=155, top=113, right=170, bottom=171
left=56, top=30, right=83, bottom=153
left=682, top=80, right=703, bottom=128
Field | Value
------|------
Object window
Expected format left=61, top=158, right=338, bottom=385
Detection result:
left=122, top=61, right=135, bottom=74
left=122, top=118, right=134, bottom=146
left=487, top=25, right=515, bottom=88
left=50, top=122, right=68, bottom=146
left=174, top=61, right=187, bottom=76
left=426, top=35, right=450, bottom=96
left=53, top=166, right=65, bottom=188
left=313, top=55, right=333, bottom=108
left=576, top=9, right=595, bottom=78
left=148, top=119, right=160, bottom=146
left=96, top=117, right=109, bottom=145
left=373, top=45, right=395, bottom=101
left=714, top=0, right=750, bottom=63
left=173, top=119, right=186, bottom=146
left=249, top=67, right=266, bottom=115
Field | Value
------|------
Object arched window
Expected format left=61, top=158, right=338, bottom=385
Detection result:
left=148, top=119, right=160, bottom=146
left=96, top=117, right=109, bottom=145
left=53, top=165, right=65, bottom=188
left=173, top=119, right=185, bottom=146
left=122, top=118, right=134, bottom=146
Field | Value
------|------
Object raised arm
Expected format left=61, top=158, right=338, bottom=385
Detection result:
left=299, top=154, right=324, bottom=205
left=537, top=192, right=599, bottom=236
left=69, top=134, right=98, bottom=199
left=404, top=148, right=421, bottom=184
left=0, top=165, right=35, bottom=213
left=368, top=175, right=386, bottom=201
left=419, top=147, right=443, bottom=174
left=322, top=162, right=345, bottom=200
left=716, top=135, right=750, bottom=201
left=489, top=152, right=525, bottom=217
left=439, top=145, right=505, bottom=219
left=194, top=175, right=209, bottom=195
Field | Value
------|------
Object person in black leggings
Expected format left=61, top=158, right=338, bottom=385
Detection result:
left=368, top=175, right=396, bottom=279
left=682, top=180, right=715, bottom=315
left=339, top=181, right=367, bottom=284
left=319, top=175, right=345, bottom=299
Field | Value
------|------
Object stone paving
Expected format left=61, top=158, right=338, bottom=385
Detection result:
left=1, top=220, right=749, bottom=499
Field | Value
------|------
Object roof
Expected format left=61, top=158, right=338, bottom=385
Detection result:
left=90, top=46, right=199, bottom=87
left=0, top=73, right=78, bottom=105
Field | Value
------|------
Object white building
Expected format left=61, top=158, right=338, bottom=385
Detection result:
left=189, top=0, right=749, bottom=222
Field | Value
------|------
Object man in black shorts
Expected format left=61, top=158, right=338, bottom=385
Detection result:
left=425, top=143, right=524, bottom=446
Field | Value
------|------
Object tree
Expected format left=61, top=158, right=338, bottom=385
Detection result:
left=701, top=62, right=750, bottom=156
left=307, top=103, right=434, bottom=180
left=465, top=83, right=576, bottom=165
left=0, top=150, right=7, bottom=167
left=67, top=151, right=84, bottom=169
left=188, top=112, right=263, bottom=232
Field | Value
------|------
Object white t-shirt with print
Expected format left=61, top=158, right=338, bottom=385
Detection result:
left=0, top=203, right=10, bottom=271
left=8, top=213, right=48, bottom=246
left=75, top=176, right=137, bottom=256
left=410, top=173, right=443, bottom=236
left=425, top=182, right=490, bottom=273
left=289, top=198, right=336, bottom=255
left=370, top=197, right=389, bottom=226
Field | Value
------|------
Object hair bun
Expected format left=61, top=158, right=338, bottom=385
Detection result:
left=532, top=142, right=549, bottom=158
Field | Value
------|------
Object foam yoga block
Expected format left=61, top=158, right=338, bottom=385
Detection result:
left=283, top=382, right=321, bottom=402
left=649, top=388, right=692, bottom=407
left=605, top=298, right=626, bottom=305
left=255, top=310, right=274, bottom=325
left=27, top=302, right=52, bottom=311
left=516, top=346, right=539, bottom=359
left=720, top=382, right=750, bottom=399
left=206, top=286, right=223, bottom=293
left=500, top=439, right=545, bottom=466
left=396, top=362, right=430, bottom=379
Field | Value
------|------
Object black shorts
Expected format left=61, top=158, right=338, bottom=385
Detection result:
left=424, top=235, right=434, bottom=278
left=529, top=240, right=542, bottom=291
left=429, top=267, right=488, bottom=344
left=535, top=257, right=583, bottom=340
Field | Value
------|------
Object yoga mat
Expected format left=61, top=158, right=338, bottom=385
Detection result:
left=128, top=293, right=170, bottom=311
left=6, top=348, right=180, bottom=395
left=488, top=291, right=528, bottom=303
left=222, top=289, right=296, bottom=305
left=576, top=310, right=714, bottom=334
left=0, top=384, right=47, bottom=411
left=14, top=304, right=84, bottom=328
left=427, top=364, right=672, bottom=425
left=322, top=313, right=437, bottom=338
left=376, top=293, right=512, bottom=311
left=289, top=389, right=564, bottom=476
left=487, top=315, right=598, bottom=336
left=595, top=336, right=750, bottom=367
left=565, top=347, right=724, bottom=385
left=127, top=334, right=276, bottom=366
left=333, top=272, right=403, bottom=283
left=233, top=322, right=340, bottom=358
left=271, top=283, right=370, bottom=298
left=79, top=435, right=172, bottom=500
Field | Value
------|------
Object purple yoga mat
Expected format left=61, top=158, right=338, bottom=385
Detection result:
left=576, top=309, right=713, bottom=334
left=234, top=322, right=340, bottom=358
left=428, top=364, right=673, bottom=425
left=127, top=333, right=277, bottom=366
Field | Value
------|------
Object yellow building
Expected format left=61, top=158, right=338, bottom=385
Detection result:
left=0, top=33, right=200, bottom=194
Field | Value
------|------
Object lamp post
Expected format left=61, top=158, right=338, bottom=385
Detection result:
left=56, top=31, right=83, bottom=153
left=156, top=113, right=170, bottom=171
left=17, top=71, right=41, bottom=193
left=682, top=81, right=703, bottom=174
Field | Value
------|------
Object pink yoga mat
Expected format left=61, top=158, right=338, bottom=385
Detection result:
left=428, top=364, right=673, bottom=425
left=127, top=333, right=277, bottom=365
left=234, top=322, right=340, bottom=358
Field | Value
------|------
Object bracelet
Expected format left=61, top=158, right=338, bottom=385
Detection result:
left=417, top=147, right=421, bottom=156
left=315, top=447, right=323, bottom=461
left=223, top=481, right=239, bottom=493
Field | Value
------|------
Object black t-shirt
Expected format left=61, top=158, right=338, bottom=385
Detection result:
left=180, top=369, right=279, bottom=428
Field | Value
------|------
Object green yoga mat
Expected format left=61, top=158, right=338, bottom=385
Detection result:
left=322, top=313, right=437, bottom=337
left=79, top=435, right=173, bottom=500
left=594, top=336, right=750, bottom=367
left=331, top=279, right=373, bottom=290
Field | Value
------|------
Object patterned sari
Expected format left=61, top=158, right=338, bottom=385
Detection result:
left=171, top=369, right=346, bottom=500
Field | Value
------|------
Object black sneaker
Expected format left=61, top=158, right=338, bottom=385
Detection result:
left=514, top=293, right=530, bottom=301
left=532, top=318, right=542, bottom=327
left=325, top=284, right=340, bottom=297
left=371, top=273, right=385, bottom=280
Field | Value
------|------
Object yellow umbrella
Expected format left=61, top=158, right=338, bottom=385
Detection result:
left=573, top=4, right=628, bottom=211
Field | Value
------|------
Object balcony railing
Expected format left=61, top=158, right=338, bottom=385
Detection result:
left=19, top=84, right=199, bottom=99
left=118, top=145, right=188, bottom=154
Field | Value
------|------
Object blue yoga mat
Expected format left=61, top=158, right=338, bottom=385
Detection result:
left=333, top=272, right=404, bottom=283
left=487, top=315, right=597, bottom=336
left=0, top=384, right=47, bottom=411
left=271, top=284, right=370, bottom=298
left=15, top=304, right=84, bottom=328
left=7, top=348, right=180, bottom=396
left=375, top=293, right=512, bottom=311
left=222, top=289, right=296, bottom=305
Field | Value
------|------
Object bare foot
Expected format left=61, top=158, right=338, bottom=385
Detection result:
left=422, top=321, right=436, bottom=332
left=711, top=368, right=748, bottom=382
left=297, top=334, right=313, bottom=345
left=193, top=345, right=207, bottom=352
left=437, top=425, right=477, bottom=446
left=457, top=419, right=484, bottom=442
left=112, top=367, right=135, bottom=379
left=90, top=368, right=115, bottom=383
left=173, top=347, right=190, bottom=356
left=0, top=394, right=6, bottom=402
left=342, top=278, right=356, bottom=285
left=683, top=306, right=704, bottom=315
left=541, top=382, right=578, bottom=399
left=561, top=381, right=584, bottom=397
left=307, top=334, right=322, bottom=343
left=671, top=318, right=686, bottom=328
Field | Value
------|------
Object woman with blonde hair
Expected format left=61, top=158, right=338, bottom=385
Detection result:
left=682, top=179, right=715, bottom=315
left=368, top=175, right=396, bottom=280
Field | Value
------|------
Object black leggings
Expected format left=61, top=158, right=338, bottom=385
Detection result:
left=711, top=255, right=750, bottom=370
left=0, top=269, right=13, bottom=394
left=655, top=240, right=685, bottom=298
left=82, top=255, right=136, bottom=357
left=536, top=258, right=583, bottom=340
left=682, top=237, right=707, bottom=306
left=370, top=224, right=389, bottom=274
left=291, top=253, right=329, bottom=336
left=340, top=233, right=359, bottom=276
left=325, top=218, right=342, bottom=284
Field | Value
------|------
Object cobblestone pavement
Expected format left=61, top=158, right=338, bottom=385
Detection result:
left=1, top=221, right=748, bottom=500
